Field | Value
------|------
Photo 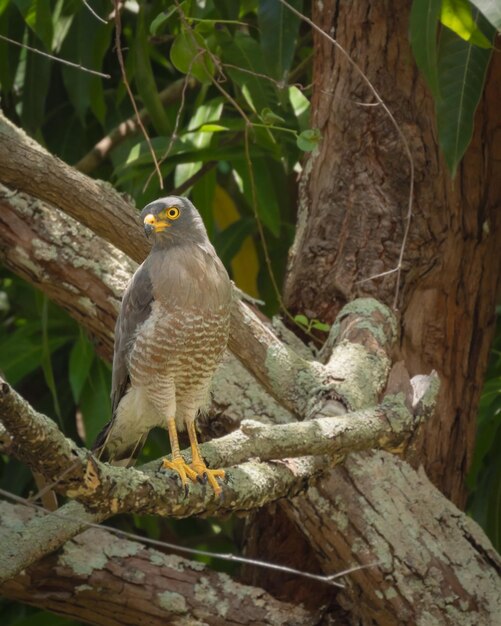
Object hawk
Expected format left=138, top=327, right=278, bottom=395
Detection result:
left=94, top=196, right=232, bottom=495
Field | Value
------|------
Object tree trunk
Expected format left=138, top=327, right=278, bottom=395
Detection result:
left=285, top=0, right=501, bottom=507
left=242, top=0, right=501, bottom=619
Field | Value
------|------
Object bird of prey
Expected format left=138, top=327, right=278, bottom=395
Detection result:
left=94, top=196, right=232, bottom=495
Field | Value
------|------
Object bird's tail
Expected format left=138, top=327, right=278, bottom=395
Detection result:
left=92, top=420, right=146, bottom=468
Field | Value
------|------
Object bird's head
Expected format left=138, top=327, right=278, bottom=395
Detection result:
left=140, top=196, right=209, bottom=248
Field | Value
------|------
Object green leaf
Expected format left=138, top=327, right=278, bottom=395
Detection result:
left=174, top=98, right=224, bottom=188
left=221, top=31, right=277, bottom=113
left=79, top=358, right=112, bottom=447
left=149, top=3, right=184, bottom=35
left=134, top=8, right=172, bottom=136
left=311, top=320, right=331, bottom=332
left=409, top=0, right=441, bottom=96
left=258, top=0, right=302, bottom=80
left=441, top=0, right=492, bottom=47
left=119, top=137, right=269, bottom=171
left=0, top=3, right=24, bottom=94
left=20, top=31, right=51, bottom=135
left=288, top=85, right=310, bottom=130
left=436, top=12, right=494, bottom=175
left=214, top=217, right=256, bottom=266
left=468, top=426, right=501, bottom=551
left=0, top=0, right=10, bottom=17
left=192, top=168, right=216, bottom=238
left=51, top=0, right=75, bottom=53
left=69, top=331, right=95, bottom=402
left=296, top=128, right=321, bottom=151
left=233, top=158, right=281, bottom=236
left=199, top=123, right=229, bottom=132
left=40, top=294, right=62, bottom=423
left=13, top=0, right=52, bottom=49
left=470, top=0, right=501, bottom=29
left=0, top=325, right=71, bottom=385
left=60, top=2, right=112, bottom=123
left=170, top=29, right=214, bottom=84
left=294, top=314, right=309, bottom=328
left=260, top=107, right=286, bottom=125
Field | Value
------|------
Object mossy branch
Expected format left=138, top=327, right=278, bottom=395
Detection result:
left=0, top=501, right=317, bottom=626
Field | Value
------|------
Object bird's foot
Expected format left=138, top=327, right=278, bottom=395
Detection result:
left=190, top=460, right=225, bottom=497
left=162, top=456, right=198, bottom=495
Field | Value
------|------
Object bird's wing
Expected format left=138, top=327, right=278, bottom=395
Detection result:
left=110, top=260, right=154, bottom=414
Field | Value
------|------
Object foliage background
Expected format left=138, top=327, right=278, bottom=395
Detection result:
left=0, top=0, right=499, bottom=623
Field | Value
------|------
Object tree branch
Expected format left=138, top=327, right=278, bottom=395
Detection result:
left=0, top=501, right=317, bottom=626
left=0, top=371, right=422, bottom=520
left=0, top=184, right=133, bottom=359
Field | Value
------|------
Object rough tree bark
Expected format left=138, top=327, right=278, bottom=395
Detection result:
left=0, top=502, right=317, bottom=626
left=240, top=1, right=501, bottom=621
left=284, top=0, right=501, bottom=507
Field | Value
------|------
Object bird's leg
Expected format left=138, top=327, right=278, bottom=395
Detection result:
left=162, top=416, right=198, bottom=491
left=187, top=421, right=225, bottom=496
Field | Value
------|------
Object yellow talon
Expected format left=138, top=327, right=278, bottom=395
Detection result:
left=162, top=456, right=198, bottom=490
left=164, top=416, right=225, bottom=496
left=190, top=461, right=225, bottom=496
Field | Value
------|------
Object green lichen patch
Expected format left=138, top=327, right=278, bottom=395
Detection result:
left=60, top=532, right=109, bottom=576
left=104, top=535, right=141, bottom=559
left=157, top=590, right=188, bottom=614
left=194, top=576, right=228, bottom=617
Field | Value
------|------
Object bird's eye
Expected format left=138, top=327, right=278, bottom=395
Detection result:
left=166, top=207, right=180, bottom=220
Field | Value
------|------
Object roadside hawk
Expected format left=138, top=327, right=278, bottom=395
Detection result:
left=94, top=196, right=232, bottom=495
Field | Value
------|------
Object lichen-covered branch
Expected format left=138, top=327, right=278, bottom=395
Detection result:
left=0, top=500, right=106, bottom=585
left=0, top=112, right=146, bottom=264
left=0, top=364, right=429, bottom=584
left=0, top=184, right=133, bottom=359
left=0, top=501, right=317, bottom=626
left=0, top=374, right=422, bottom=522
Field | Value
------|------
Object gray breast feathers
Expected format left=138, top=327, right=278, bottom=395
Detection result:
left=148, top=243, right=232, bottom=311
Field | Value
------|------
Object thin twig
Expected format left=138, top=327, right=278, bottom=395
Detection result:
left=222, top=62, right=288, bottom=89
left=356, top=267, right=399, bottom=285
left=0, top=488, right=383, bottom=588
left=243, top=128, right=283, bottom=306
left=0, top=34, right=110, bottom=79
left=82, top=0, right=108, bottom=24
left=278, top=0, right=415, bottom=310
left=113, top=0, right=163, bottom=189
left=171, top=160, right=218, bottom=195
left=75, top=78, right=193, bottom=174
left=142, top=69, right=193, bottom=192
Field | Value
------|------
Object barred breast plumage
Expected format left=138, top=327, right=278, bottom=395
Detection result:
left=93, top=196, right=232, bottom=495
